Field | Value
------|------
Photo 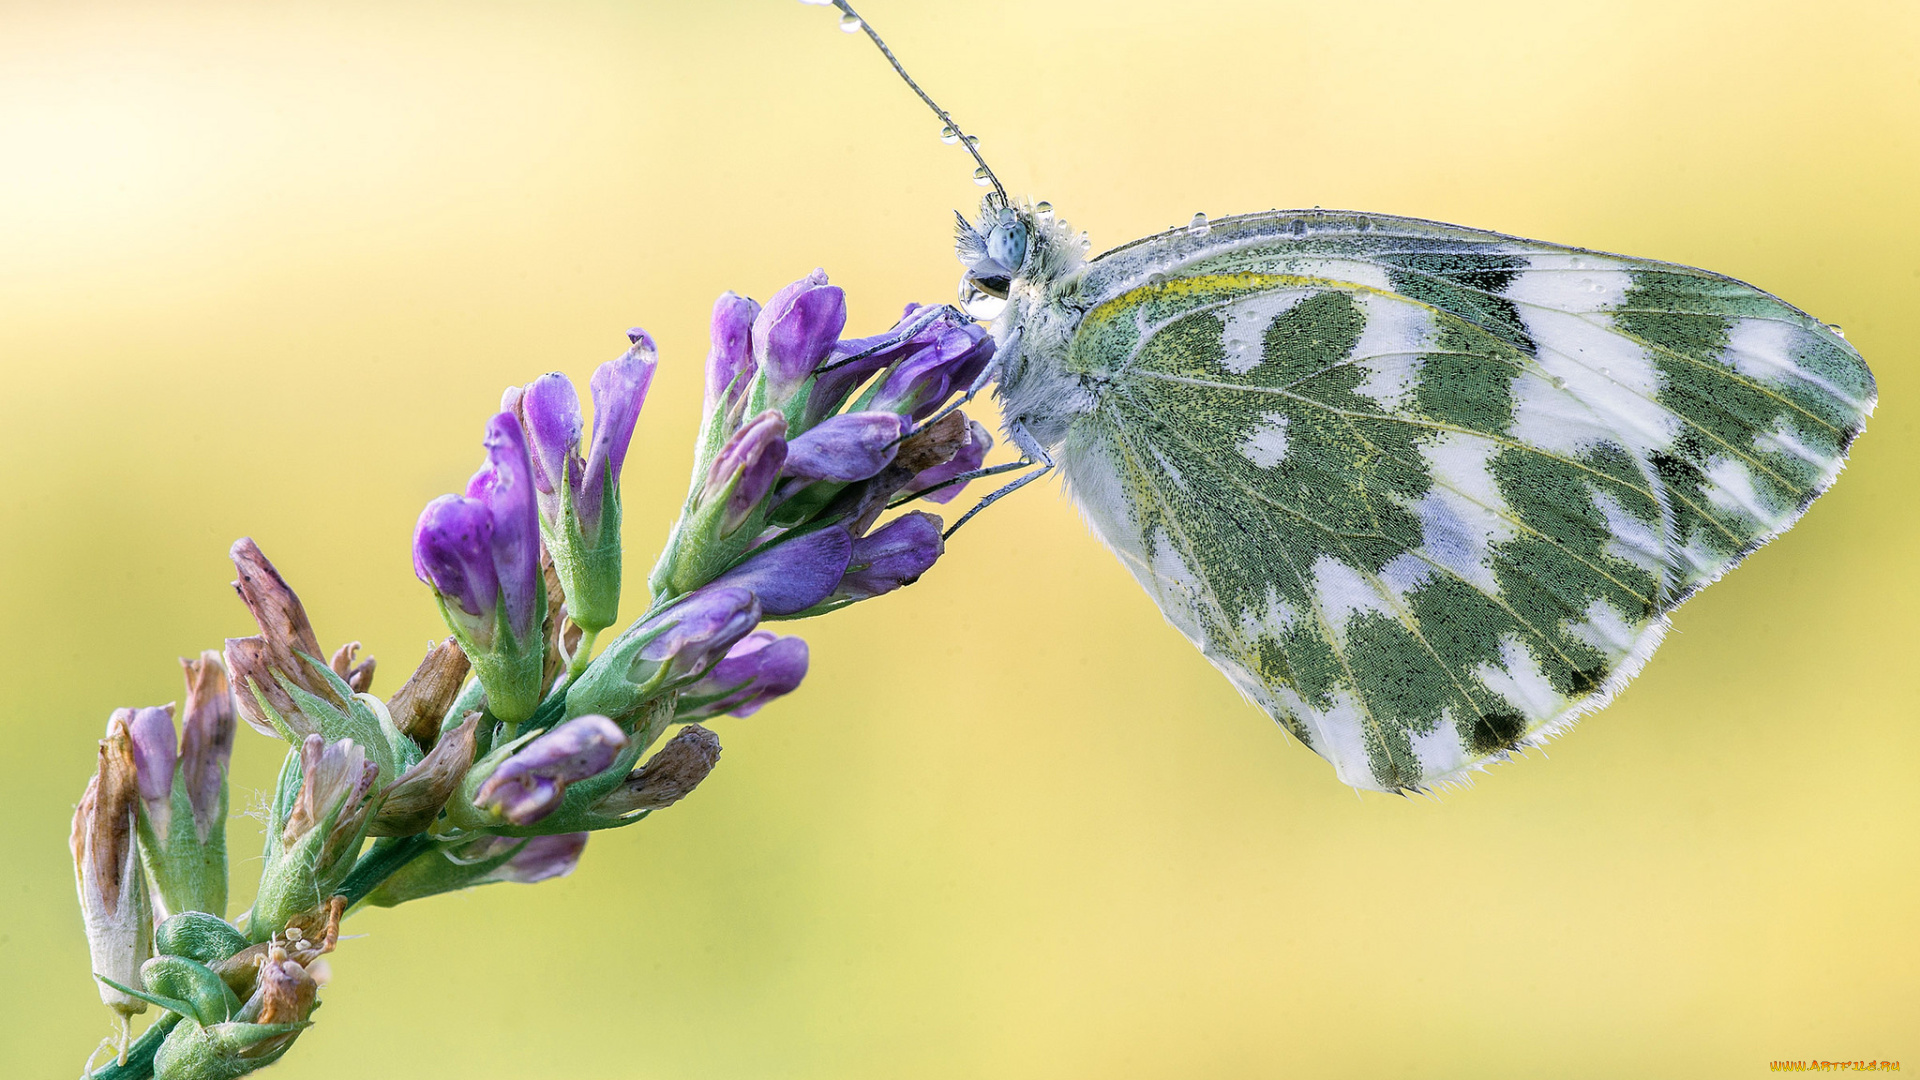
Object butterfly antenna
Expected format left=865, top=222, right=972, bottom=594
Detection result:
left=823, top=0, right=1008, bottom=204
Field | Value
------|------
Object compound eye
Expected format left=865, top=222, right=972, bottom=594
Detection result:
left=986, top=221, right=1028, bottom=275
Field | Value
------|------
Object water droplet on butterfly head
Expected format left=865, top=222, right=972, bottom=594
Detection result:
left=959, top=281, right=1008, bottom=321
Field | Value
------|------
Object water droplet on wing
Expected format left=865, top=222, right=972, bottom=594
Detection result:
left=1188, top=212, right=1210, bottom=235
left=1550, top=376, right=1568, bottom=390
left=1827, top=323, right=1847, bottom=338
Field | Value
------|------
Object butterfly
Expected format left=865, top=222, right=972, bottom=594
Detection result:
left=826, top=0, right=1877, bottom=793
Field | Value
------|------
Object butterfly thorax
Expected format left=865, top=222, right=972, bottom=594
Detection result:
left=955, top=200, right=1102, bottom=451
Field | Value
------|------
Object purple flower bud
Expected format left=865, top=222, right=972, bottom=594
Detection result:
left=704, top=410, right=788, bottom=536
left=413, top=495, right=498, bottom=632
left=121, top=706, right=178, bottom=821
left=634, top=586, right=762, bottom=685
left=708, top=526, right=854, bottom=616
left=678, top=630, right=810, bottom=719
left=753, top=269, right=846, bottom=403
left=909, top=418, right=993, bottom=504
left=513, top=372, right=582, bottom=524
left=581, top=337, right=654, bottom=533
left=468, top=414, right=544, bottom=643
left=482, top=832, right=588, bottom=884
left=871, top=309, right=995, bottom=420
left=705, top=292, right=762, bottom=416
left=415, top=414, right=547, bottom=723
left=475, top=715, right=627, bottom=826
left=782, top=411, right=905, bottom=483
left=834, top=512, right=944, bottom=603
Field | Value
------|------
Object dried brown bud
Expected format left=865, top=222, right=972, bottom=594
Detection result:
left=225, top=539, right=363, bottom=738
left=230, top=537, right=323, bottom=659
left=249, top=947, right=317, bottom=1026
left=892, top=409, right=971, bottom=474
left=71, top=718, right=154, bottom=1017
left=594, top=724, right=721, bottom=816
left=539, top=554, right=584, bottom=696
left=217, top=897, right=342, bottom=999
left=178, top=651, right=236, bottom=838
left=386, top=638, right=472, bottom=748
left=369, top=712, right=479, bottom=836
left=329, top=642, right=377, bottom=694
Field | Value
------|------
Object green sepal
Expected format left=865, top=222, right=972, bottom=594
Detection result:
left=764, top=479, right=845, bottom=529
left=246, top=746, right=378, bottom=941
left=546, top=461, right=624, bottom=633
left=136, top=770, right=229, bottom=918
left=140, top=955, right=243, bottom=1025
left=435, top=592, right=546, bottom=727
left=561, top=619, right=679, bottom=728
left=94, top=975, right=200, bottom=1023
left=444, top=676, right=488, bottom=734
left=155, top=913, right=250, bottom=966
left=655, top=471, right=771, bottom=601
left=153, top=1016, right=310, bottom=1080
left=283, top=655, right=396, bottom=782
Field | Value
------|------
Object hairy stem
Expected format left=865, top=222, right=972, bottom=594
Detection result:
left=335, top=833, right=437, bottom=907
left=85, top=1014, right=178, bottom=1080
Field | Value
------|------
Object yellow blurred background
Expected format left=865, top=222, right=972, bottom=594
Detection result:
left=3, top=0, right=1916, bottom=1076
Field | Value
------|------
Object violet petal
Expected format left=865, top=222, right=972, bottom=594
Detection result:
left=837, top=512, right=944, bottom=601
left=704, top=292, right=761, bottom=415
left=707, top=526, right=854, bottom=616
left=783, top=411, right=905, bottom=483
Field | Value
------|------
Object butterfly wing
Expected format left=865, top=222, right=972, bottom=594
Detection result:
left=1048, top=212, right=1874, bottom=791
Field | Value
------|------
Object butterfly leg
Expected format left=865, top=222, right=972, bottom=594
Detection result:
left=815, top=303, right=972, bottom=376
left=941, top=420, right=1054, bottom=540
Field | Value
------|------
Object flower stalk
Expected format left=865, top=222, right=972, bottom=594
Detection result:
left=64, top=268, right=999, bottom=1078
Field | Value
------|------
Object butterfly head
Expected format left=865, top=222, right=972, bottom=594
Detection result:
left=954, top=202, right=1027, bottom=302
left=954, top=199, right=1085, bottom=320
